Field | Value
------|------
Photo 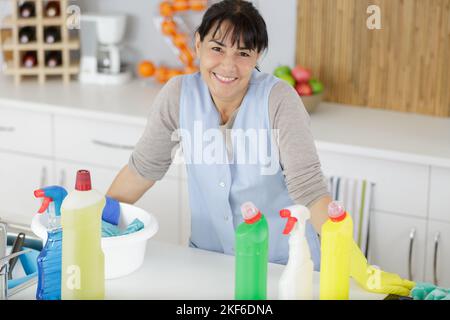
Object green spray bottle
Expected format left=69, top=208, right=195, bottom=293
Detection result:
left=235, top=201, right=269, bottom=300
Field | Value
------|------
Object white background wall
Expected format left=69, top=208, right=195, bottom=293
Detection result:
left=0, top=0, right=297, bottom=75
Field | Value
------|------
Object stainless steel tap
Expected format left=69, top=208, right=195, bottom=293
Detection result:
left=0, top=222, right=38, bottom=300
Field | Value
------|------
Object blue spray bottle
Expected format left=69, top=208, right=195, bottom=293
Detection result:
left=34, top=186, right=68, bottom=300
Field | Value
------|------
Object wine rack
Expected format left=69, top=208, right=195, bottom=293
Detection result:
left=0, top=0, right=80, bottom=84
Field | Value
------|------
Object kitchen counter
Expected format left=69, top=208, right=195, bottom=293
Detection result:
left=311, top=103, right=450, bottom=169
left=0, top=76, right=162, bottom=125
left=10, top=240, right=386, bottom=300
left=1, top=75, right=448, bottom=168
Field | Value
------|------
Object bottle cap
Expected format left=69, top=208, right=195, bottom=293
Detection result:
left=240, top=201, right=262, bottom=224
left=75, top=170, right=92, bottom=191
left=328, top=201, right=347, bottom=222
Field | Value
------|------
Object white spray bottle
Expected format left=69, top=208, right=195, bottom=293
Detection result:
left=278, top=205, right=314, bottom=300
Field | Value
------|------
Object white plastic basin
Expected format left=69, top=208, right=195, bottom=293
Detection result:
left=31, top=203, right=158, bottom=279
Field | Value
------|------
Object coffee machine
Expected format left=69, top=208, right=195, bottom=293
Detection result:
left=79, top=14, right=131, bottom=85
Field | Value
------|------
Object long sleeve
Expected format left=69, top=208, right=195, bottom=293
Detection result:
left=128, top=76, right=182, bottom=181
left=268, top=81, right=331, bottom=208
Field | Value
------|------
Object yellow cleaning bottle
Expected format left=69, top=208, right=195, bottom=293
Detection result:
left=320, top=201, right=353, bottom=300
left=61, top=170, right=105, bottom=300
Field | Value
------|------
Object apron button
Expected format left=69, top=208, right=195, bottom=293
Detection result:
left=219, top=182, right=225, bottom=187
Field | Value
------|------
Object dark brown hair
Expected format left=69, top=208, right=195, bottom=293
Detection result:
left=195, top=0, right=268, bottom=55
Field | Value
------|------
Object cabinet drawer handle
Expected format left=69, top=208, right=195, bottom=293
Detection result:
left=91, top=139, right=135, bottom=151
left=433, top=232, right=440, bottom=286
left=59, top=169, right=66, bottom=188
left=0, top=126, right=15, bottom=132
left=408, top=228, right=416, bottom=281
left=40, top=166, right=48, bottom=187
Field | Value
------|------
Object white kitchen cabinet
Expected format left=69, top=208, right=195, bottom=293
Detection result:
left=317, top=150, right=429, bottom=219
left=0, top=151, right=54, bottom=225
left=429, top=166, right=450, bottom=223
left=0, top=106, right=53, bottom=157
left=179, top=177, right=191, bottom=246
left=425, top=220, right=450, bottom=287
left=54, top=114, right=144, bottom=169
left=55, top=161, right=182, bottom=245
left=368, top=211, right=427, bottom=282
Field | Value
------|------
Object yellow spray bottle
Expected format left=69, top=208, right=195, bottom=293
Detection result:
left=61, top=170, right=105, bottom=300
left=320, top=201, right=353, bottom=300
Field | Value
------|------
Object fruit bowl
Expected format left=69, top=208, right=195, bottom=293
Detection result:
left=300, top=91, right=323, bottom=114
left=273, top=64, right=324, bottom=114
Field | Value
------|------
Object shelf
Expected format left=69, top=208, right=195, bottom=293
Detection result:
left=4, top=62, right=79, bottom=76
left=44, top=64, right=79, bottom=75
left=42, top=18, right=64, bottom=26
left=2, top=16, right=65, bottom=27
left=1, top=37, right=80, bottom=50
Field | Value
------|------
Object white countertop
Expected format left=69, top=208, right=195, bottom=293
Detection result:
left=0, top=75, right=448, bottom=168
left=311, top=103, right=450, bottom=168
left=0, top=76, right=162, bottom=125
left=10, top=240, right=386, bottom=300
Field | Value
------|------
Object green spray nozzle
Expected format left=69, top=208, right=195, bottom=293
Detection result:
left=34, top=186, right=68, bottom=216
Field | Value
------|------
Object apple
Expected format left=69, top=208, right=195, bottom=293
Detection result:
left=309, top=78, right=324, bottom=94
left=291, top=65, right=312, bottom=83
left=295, top=82, right=313, bottom=96
left=273, top=65, right=292, bottom=78
left=277, top=74, right=296, bottom=86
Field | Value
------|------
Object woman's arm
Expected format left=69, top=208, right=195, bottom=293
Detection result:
left=106, top=164, right=155, bottom=204
left=269, top=81, right=331, bottom=234
left=308, top=194, right=333, bottom=235
left=106, top=76, right=183, bottom=202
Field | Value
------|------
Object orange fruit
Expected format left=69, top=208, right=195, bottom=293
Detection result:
left=160, top=2, right=173, bottom=17
left=173, top=0, right=189, bottom=11
left=161, top=19, right=177, bottom=37
left=179, top=47, right=194, bottom=66
left=137, top=60, right=155, bottom=78
left=173, top=32, right=188, bottom=49
left=167, top=68, right=184, bottom=79
left=184, top=64, right=199, bottom=74
left=190, top=0, right=207, bottom=11
left=155, top=66, right=169, bottom=83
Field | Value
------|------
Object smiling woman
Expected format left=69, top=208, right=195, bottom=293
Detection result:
left=107, top=0, right=332, bottom=269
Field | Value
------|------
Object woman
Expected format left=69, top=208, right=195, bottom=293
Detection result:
left=108, top=0, right=414, bottom=296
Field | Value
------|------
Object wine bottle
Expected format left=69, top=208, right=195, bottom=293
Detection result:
left=22, top=51, right=37, bottom=68
left=18, top=1, right=36, bottom=18
left=44, top=1, right=61, bottom=18
left=44, top=27, right=61, bottom=43
left=19, top=27, right=36, bottom=44
left=45, top=51, right=62, bottom=68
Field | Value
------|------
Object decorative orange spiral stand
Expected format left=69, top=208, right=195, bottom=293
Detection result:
left=138, top=0, right=207, bottom=83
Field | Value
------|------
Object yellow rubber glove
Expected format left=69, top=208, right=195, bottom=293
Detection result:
left=350, top=240, right=416, bottom=296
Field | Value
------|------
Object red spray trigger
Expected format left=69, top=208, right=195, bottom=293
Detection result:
left=34, top=189, right=52, bottom=214
left=280, top=209, right=298, bottom=235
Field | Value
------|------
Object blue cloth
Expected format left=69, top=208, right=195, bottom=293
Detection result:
left=411, top=282, right=450, bottom=300
left=101, top=218, right=144, bottom=237
left=180, top=70, right=321, bottom=270
left=102, top=196, right=121, bottom=226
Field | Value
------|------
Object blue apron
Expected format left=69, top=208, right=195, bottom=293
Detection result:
left=179, top=70, right=321, bottom=269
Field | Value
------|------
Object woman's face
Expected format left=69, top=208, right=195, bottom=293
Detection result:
left=195, top=21, right=261, bottom=105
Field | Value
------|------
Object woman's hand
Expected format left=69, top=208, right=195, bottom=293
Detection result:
left=350, top=240, right=415, bottom=296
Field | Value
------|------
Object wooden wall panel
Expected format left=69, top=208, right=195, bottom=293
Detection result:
left=296, top=0, right=450, bottom=117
